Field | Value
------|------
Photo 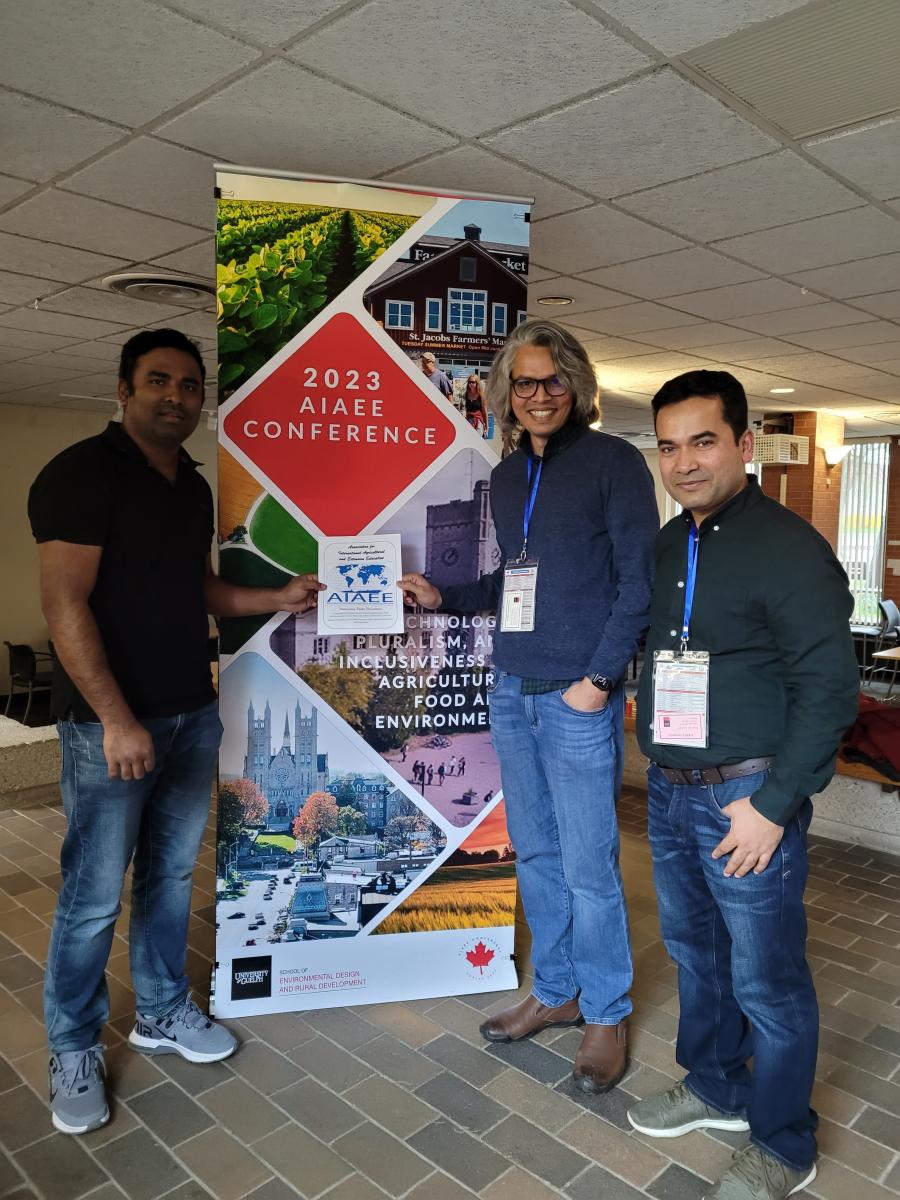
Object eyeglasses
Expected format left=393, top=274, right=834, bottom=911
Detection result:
left=510, top=374, right=569, bottom=399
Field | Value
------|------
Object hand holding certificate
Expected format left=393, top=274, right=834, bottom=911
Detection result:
left=317, top=535, right=405, bottom=635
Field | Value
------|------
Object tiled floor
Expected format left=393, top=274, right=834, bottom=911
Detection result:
left=2, top=786, right=900, bottom=1200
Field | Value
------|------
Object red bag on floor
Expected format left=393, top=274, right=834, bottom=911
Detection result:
left=842, top=694, right=900, bottom=781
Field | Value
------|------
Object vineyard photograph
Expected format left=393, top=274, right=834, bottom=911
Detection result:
left=216, top=199, right=417, bottom=399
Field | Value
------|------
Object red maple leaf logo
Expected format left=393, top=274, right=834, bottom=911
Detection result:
left=465, top=942, right=495, bottom=974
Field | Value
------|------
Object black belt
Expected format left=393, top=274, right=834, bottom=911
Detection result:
left=654, top=756, right=774, bottom=786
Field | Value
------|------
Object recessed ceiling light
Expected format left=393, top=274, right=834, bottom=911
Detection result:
left=101, top=272, right=214, bottom=308
left=536, top=295, right=573, bottom=306
left=769, top=387, right=795, bottom=394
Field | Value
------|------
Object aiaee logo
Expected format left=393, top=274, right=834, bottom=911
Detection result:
left=231, top=955, right=272, bottom=1001
left=461, top=936, right=500, bottom=979
left=223, top=312, right=456, bottom=535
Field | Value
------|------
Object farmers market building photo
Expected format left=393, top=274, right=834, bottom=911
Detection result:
left=363, top=224, right=529, bottom=375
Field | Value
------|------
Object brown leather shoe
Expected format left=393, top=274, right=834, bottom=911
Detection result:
left=572, top=1021, right=627, bottom=1093
left=479, top=995, right=582, bottom=1043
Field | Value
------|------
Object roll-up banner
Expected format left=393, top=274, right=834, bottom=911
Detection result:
left=213, top=167, right=531, bottom=1016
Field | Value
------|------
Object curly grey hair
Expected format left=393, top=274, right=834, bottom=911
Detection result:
left=485, top=319, right=600, bottom=441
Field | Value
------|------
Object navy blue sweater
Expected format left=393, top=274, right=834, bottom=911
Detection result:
left=439, top=423, right=659, bottom=682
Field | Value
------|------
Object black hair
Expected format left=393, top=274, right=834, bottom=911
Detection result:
left=652, top=370, right=748, bottom=444
left=118, top=328, right=206, bottom=392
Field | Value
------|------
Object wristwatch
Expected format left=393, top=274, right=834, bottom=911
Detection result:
left=589, top=674, right=616, bottom=692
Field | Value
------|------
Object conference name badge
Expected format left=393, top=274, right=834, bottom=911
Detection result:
left=651, top=649, right=710, bottom=748
left=318, top=534, right=404, bottom=635
left=500, top=559, right=539, bottom=632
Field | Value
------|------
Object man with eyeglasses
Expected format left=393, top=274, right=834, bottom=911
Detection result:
left=400, top=320, right=658, bottom=1093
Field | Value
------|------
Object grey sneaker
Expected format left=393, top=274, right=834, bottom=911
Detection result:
left=627, top=1080, right=750, bottom=1138
left=128, top=994, right=237, bottom=1064
left=707, top=1144, right=816, bottom=1198
left=49, top=1044, right=108, bottom=1135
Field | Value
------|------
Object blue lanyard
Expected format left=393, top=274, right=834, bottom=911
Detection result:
left=681, top=523, right=699, bottom=651
left=521, top=456, right=543, bottom=559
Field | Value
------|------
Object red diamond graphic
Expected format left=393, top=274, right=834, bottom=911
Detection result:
left=223, top=313, right=456, bottom=535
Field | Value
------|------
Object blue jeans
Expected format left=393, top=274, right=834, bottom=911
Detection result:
left=45, top=702, right=222, bottom=1053
left=488, top=673, right=631, bottom=1024
left=646, top=764, right=818, bottom=1171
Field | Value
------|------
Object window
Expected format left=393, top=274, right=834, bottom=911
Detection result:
left=492, top=303, right=507, bottom=336
left=447, top=288, right=487, bottom=334
left=313, top=637, right=328, bottom=656
left=837, top=439, right=890, bottom=625
left=425, top=298, right=442, bottom=332
left=517, top=310, right=528, bottom=327
left=460, top=256, right=477, bottom=283
left=385, top=300, right=414, bottom=329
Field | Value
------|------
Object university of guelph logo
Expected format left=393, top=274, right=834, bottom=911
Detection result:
left=460, top=936, right=500, bottom=980
left=231, top=955, right=272, bottom=1001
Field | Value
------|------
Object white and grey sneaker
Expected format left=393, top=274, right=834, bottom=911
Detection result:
left=128, top=993, right=237, bottom=1063
left=49, top=1044, right=108, bottom=1135
left=628, top=1080, right=750, bottom=1138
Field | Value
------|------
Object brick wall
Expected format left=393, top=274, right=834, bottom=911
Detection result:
left=881, top=439, right=900, bottom=605
left=759, top=411, right=845, bottom=550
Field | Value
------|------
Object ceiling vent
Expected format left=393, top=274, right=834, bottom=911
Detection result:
left=684, top=0, right=900, bottom=140
left=755, top=433, right=809, bottom=464
left=101, top=272, right=214, bottom=308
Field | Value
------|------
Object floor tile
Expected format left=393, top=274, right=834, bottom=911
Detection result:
left=272, top=1076, right=363, bottom=1142
left=484, top=1113, right=589, bottom=1188
left=93, top=1127, right=188, bottom=1200
left=408, top=1117, right=509, bottom=1191
left=126, top=1080, right=215, bottom=1146
left=415, top=1070, right=507, bottom=1134
left=332, top=1120, right=432, bottom=1193
left=420, top=1033, right=506, bottom=1087
left=175, top=1126, right=273, bottom=1200
left=201, top=1076, right=289, bottom=1144
left=343, top=1074, right=437, bottom=1138
left=253, top=1124, right=353, bottom=1196
left=289, top=1034, right=372, bottom=1091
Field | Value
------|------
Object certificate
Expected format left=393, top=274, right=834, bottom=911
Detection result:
left=317, top=535, right=404, bottom=635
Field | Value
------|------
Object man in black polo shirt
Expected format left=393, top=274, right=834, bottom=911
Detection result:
left=628, top=371, right=858, bottom=1199
left=28, top=329, right=322, bottom=1135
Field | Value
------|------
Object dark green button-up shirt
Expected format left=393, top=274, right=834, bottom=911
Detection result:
left=637, top=476, right=858, bottom=825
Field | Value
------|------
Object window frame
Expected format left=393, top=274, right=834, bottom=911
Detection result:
left=492, top=302, right=507, bottom=336
left=425, top=297, right=442, bottom=333
left=447, top=287, right=488, bottom=335
left=385, top=299, right=414, bottom=330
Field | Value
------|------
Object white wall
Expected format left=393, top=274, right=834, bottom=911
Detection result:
left=0, top=405, right=218, bottom=694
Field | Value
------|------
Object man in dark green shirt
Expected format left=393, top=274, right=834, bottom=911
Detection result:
left=628, top=371, right=858, bottom=1200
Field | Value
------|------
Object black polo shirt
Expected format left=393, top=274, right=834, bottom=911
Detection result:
left=28, top=421, right=216, bottom=722
left=636, top=477, right=858, bottom=825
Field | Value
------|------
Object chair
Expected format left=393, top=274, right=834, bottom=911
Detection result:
left=866, top=601, right=900, bottom=694
left=3, top=642, right=53, bottom=725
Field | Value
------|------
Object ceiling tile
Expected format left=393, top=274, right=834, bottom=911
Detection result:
left=171, top=0, right=350, bottom=45
left=597, top=351, right=715, bottom=374
left=0, top=92, right=122, bottom=184
left=727, top=303, right=878, bottom=336
left=0, top=272, right=64, bottom=307
left=831, top=340, right=900, bottom=365
left=63, top=138, right=216, bottom=225
left=713, top=208, right=900, bottom=273
left=0, top=232, right=129, bottom=285
left=151, top=240, right=215, bottom=280
left=148, top=311, right=217, bottom=340
left=0, top=0, right=256, bottom=125
left=56, top=339, right=125, bottom=361
left=689, top=336, right=795, bottom=361
left=485, top=69, right=776, bottom=198
left=0, top=361, right=86, bottom=395
left=850, top=292, right=900, bottom=319
left=20, top=350, right=126, bottom=373
left=0, top=328, right=82, bottom=352
left=526, top=265, right=561, bottom=283
left=591, top=0, right=813, bottom=55
left=804, top=118, right=900, bottom=200
left=571, top=302, right=704, bottom=336
left=289, top=0, right=650, bottom=136
left=530, top=205, right=686, bottom=274
left=662, top=278, right=821, bottom=319
left=40, top=286, right=190, bottom=327
left=0, top=191, right=205, bottom=259
left=0, top=387, right=74, bottom=408
left=527, top=277, right=633, bottom=315
left=867, top=359, right=900, bottom=377
left=0, top=175, right=35, bottom=207
left=54, top=396, right=121, bottom=413
left=158, top=60, right=455, bottom=177
left=380, top=145, right=589, bottom=220
left=616, top=151, right=863, bottom=241
left=579, top=335, right=666, bottom=360
left=729, top=351, right=846, bottom=374
left=0, top=309, right=130, bottom=340
left=630, top=323, right=762, bottom=350
left=787, top=321, right=900, bottom=350
left=578, top=248, right=764, bottom=299
left=788, top=253, right=900, bottom=300
left=0, top=349, right=30, bottom=364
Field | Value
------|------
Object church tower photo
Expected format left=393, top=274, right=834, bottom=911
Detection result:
left=243, top=698, right=327, bottom=831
